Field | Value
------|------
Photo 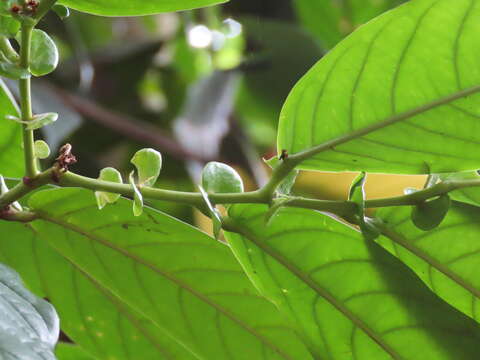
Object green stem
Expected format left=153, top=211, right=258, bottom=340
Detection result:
left=33, top=0, right=59, bottom=21
left=19, top=23, right=37, bottom=178
left=0, top=169, right=53, bottom=209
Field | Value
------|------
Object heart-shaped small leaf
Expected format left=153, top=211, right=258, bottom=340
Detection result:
left=52, top=5, right=70, bottom=19
left=130, top=148, right=162, bottom=187
left=28, top=30, right=59, bottom=77
left=34, top=140, right=51, bottom=159
left=201, top=161, right=244, bottom=194
left=95, top=167, right=122, bottom=209
left=411, top=194, right=451, bottom=231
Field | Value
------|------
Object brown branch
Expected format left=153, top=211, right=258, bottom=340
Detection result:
left=48, top=84, right=213, bottom=163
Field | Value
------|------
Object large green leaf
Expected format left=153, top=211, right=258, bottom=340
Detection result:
left=376, top=202, right=480, bottom=322
left=225, top=205, right=480, bottom=359
left=0, top=262, right=58, bottom=359
left=0, top=79, right=23, bottom=177
left=0, top=221, right=198, bottom=360
left=12, top=188, right=311, bottom=360
left=279, top=0, right=480, bottom=174
left=58, top=0, right=228, bottom=16
left=293, top=0, right=405, bottom=49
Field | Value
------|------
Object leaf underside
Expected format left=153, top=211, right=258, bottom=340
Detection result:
left=279, top=0, right=480, bottom=174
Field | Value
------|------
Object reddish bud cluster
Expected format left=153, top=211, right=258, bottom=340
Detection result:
left=10, top=0, right=38, bottom=15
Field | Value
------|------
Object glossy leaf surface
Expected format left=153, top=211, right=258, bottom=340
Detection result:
left=15, top=188, right=311, bottom=360
left=58, top=0, right=228, bottom=16
left=279, top=0, right=480, bottom=174
left=0, top=79, right=23, bottom=177
left=202, top=161, right=244, bottom=194
left=0, top=263, right=59, bottom=359
left=131, top=148, right=162, bottom=187
left=376, top=202, right=480, bottom=322
left=29, top=30, right=59, bottom=77
left=95, top=167, right=122, bottom=209
left=225, top=205, right=480, bottom=359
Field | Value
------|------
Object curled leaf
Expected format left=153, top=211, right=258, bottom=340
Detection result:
left=34, top=140, right=50, bottom=159
left=199, top=185, right=222, bottom=240
left=95, top=167, right=122, bottom=209
left=411, top=194, right=451, bottom=231
left=129, top=171, right=143, bottom=217
left=349, top=172, right=380, bottom=240
left=201, top=161, right=244, bottom=194
left=52, top=4, right=70, bottom=19
left=130, top=148, right=162, bottom=187
left=27, top=112, right=58, bottom=130
left=0, top=175, right=21, bottom=211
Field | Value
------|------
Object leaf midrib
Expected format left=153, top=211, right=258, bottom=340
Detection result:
left=226, top=220, right=403, bottom=360
left=293, top=83, right=480, bottom=165
left=36, top=212, right=295, bottom=360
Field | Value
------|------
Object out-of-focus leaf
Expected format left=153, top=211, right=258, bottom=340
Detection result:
left=0, top=263, right=59, bottom=359
left=0, top=16, right=19, bottom=37
left=225, top=205, right=480, bottom=359
left=9, top=188, right=313, bottom=360
left=58, top=0, right=229, bottom=16
left=55, top=343, right=94, bottom=360
left=34, top=140, right=51, bottom=159
left=26, top=112, right=58, bottom=130
left=293, top=0, right=405, bottom=49
left=52, top=5, right=70, bottom=19
left=0, top=79, right=23, bottom=177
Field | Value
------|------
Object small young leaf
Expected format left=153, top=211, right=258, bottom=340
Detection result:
left=129, top=171, right=143, bottom=217
left=34, top=140, right=50, bottom=159
left=0, top=59, right=29, bottom=79
left=130, top=148, right=162, bottom=187
left=349, top=172, right=380, bottom=240
left=201, top=161, right=244, bottom=194
left=52, top=4, right=70, bottom=19
left=0, top=175, right=21, bottom=211
left=95, top=167, right=122, bottom=210
left=199, top=185, right=222, bottom=240
left=28, top=30, right=59, bottom=77
left=265, top=156, right=298, bottom=195
left=27, top=112, right=58, bottom=130
left=411, top=194, right=451, bottom=231
left=0, top=16, right=19, bottom=37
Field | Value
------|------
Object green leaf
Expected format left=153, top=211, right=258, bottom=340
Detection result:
left=58, top=0, right=229, bottom=16
left=52, top=5, right=70, bottom=19
left=201, top=161, right=244, bottom=194
left=265, top=157, right=298, bottom=196
left=131, top=148, right=162, bottom=187
left=293, top=0, right=405, bottom=49
left=129, top=171, right=143, bottom=216
left=0, top=79, right=23, bottom=177
left=34, top=140, right=51, bottom=159
left=95, top=167, right=123, bottom=209
left=0, top=221, right=199, bottom=360
left=0, top=16, right=20, bottom=37
left=0, top=2, right=14, bottom=16
left=10, top=188, right=311, bottom=360
left=29, top=30, right=59, bottom=77
left=376, top=202, right=480, bottom=322
left=0, top=175, right=21, bottom=211
left=439, top=171, right=480, bottom=206
left=27, top=112, right=58, bottom=130
left=199, top=185, right=222, bottom=240
left=349, top=172, right=380, bottom=240
left=0, top=262, right=59, bottom=359
left=56, top=343, right=94, bottom=360
left=279, top=0, right=480, bottom=174
left=0, top=58, right=30, bottom=79
left=411, top=194, right=451, bottom=230
left=225, top=205, right=480, bottom=359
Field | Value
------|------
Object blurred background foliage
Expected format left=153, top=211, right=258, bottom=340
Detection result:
left=18, top=0, right=424, bottom=230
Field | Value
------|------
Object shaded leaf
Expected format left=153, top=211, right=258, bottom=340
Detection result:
left=279, top=0, right=480, bottom=174
left=225, top=205, right=480, bottom=359
left=411, top=194, right=451, bottom=230
left=376, top=202, right=480, bottom=322
left=52, top=5, right=70, bottom=19
left=21, top=188, right=311, bottom=360
left=58, top=0, right=229, bottom=16
left=0, top=79, right=23, bottom=177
